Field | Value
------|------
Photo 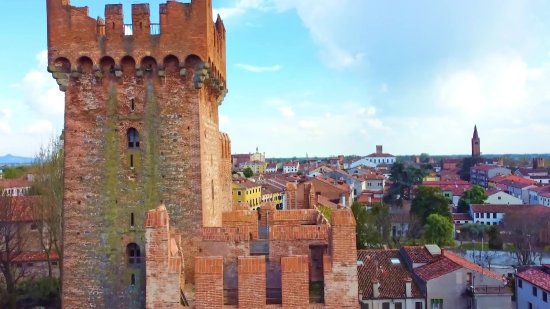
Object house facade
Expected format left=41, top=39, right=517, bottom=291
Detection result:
left=470, top=165, right=511, bottom=188
left=232, top=178, right=262, bottom=208
left=239, top=160, right=268, bottom=174
left=528, top=186, right=550, bottom=204
left=485, top=190, right=522, bottom=205
left=0, top=178, right=32, bottom=197
left=401, top=245, right=511, bottom=309
left=350, top=145, right=396, bottom=168
left=282, top=161, right=299, bottom=174
left=515, top=265, right=550, bottom=309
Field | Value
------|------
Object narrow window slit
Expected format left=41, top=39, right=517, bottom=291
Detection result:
left=130, top=213, right=134, bottom=227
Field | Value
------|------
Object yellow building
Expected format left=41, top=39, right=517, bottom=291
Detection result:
left=232, top=177, right=262, bottom=208
left=240, top=160, right=268, bottom=174
left=423, top=172, right=441, bottom=182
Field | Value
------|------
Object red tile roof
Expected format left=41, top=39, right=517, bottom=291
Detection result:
left=491, top=175, right=533, bottom=186
left=539, top=192, right=550, bottom=198
left=414, top=250, right=503, bottom=281
left=453, top=213, right=473, bottom=221
left=365, top=152, right=394, bottom=158
left=317, top=195, right=338, bottom=209
left=414, top=258, right=462, bottom=281
left=283, top=161, right=299, bottom=167
left=313, top=175, right=350, bottom=192
left=402, top=246, right=440, bottom=264
left=471, top=164, right=501, bottom=171
left=422, top=180, right=470, bottom=186
left=0, top=178, right=32, bottom=188
left=470, top=204, right=550, bottom=215
left=500, top=180, right=534, bottom=189
left=357, top=250, right=424, bottom=299
left=516, top=268, right=550, bottom=292
left=0, top=196, right=38, bottom=221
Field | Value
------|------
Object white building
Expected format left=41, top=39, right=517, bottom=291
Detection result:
left=266, top=162, right=278, bottom=173
left=282, top=161, right=299, bottom=174
left=527, top=186, right=550, bottom=204
left=349, top=145, right=395, bottom=168
left=515, top=265, right=550, bottom=309
left=485, top=190, right=523, bottom=205
left=469, top=204, right=548, bottom=226
left=0, top=178, right=31, bottom=197
left=539, top=192, right=550, bottom=207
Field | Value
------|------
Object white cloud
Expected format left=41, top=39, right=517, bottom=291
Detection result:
left=278, top=106, right=295, bottom=118
left=24, top=120, right=53, bottom=135
left=0, top=109, right=11, bottom=133
left=0, top=50, right=63, bottom=157
left=219, top=115, right=229, bottom=124
left=213, top=0, right=270, bottom=20
left=380, top=83, right=388, bottom=93
left=235, top=63, right=281, bottom=72
left=298, top=120, right=317, bottom=129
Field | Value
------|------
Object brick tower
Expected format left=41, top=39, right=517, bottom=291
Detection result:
left=46, top=0, right=232, bottom=307
left=471, top=125, right=480, bottom=157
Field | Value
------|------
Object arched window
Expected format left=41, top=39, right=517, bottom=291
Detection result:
left=127, top=243, right=141, bottom=265
left=127, top=128, right=140, bottom=148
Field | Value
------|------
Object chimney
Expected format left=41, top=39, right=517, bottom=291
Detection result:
left=405, top=278, right=412, bottom=298
left=372, top=280, right=380, bottom=298
left=441, top=248, right=445, bottom=256
left=340, top=193, right=346, bottom=207
left=358, top=291, right=363, bottom=301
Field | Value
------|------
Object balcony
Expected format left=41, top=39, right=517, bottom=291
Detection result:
left=466, top=285, right=512, bottom=297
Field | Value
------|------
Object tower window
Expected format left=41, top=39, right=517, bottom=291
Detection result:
left=127, top=128, right=140, bottom=148
left=130, top=213, right=134, bottom=227
left=131, top=274, right=136, bottom=286
left=127, top=243, right=141, bottom=265
left=130, top=155, right=134, bottom=168
left=131, top=99, right=135, bottom=111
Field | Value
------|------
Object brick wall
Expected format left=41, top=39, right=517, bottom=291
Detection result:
left=48, top=0, right=230, bottom=307
left=144, top=205, right=182, bottom=309
left=259, top=201, right=275, bottom=225
left=281, top=256, right=309, bottom=308
left=195, top=257, right=224, bottom=309
left=222, top=210, right=259, bottom=239
left=269, top=209, right=319, bottom=225
left=323, top=208, right=359, bottom=308
left=238, top=256, right=266, bottom=308
left=286, top=182, right=297, bottom=209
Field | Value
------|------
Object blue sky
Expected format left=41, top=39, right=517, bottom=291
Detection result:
left=2, top=0, right=550, bottom=157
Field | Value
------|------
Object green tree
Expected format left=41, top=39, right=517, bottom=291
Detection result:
left=384, top=163, right=426, bottom=207
left=420, top=153, right=430, bottom=163
left=2, top=166, right=30, bottom=179
left=423, top=214, right=455, bottom=247
left=243, top=167, right=254, bottom=178
left=351, top=202, right=390, bottom=249
left=410, top=186, right=451, bottom=225
left=457, top=185, right=488, bottom=213
left=487, top=225, right=503, bottom=250
left=351, top=202, right=370, bottom=249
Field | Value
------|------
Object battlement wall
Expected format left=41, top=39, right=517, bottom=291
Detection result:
left=47, top=0, right=226, bottom=86
left=269, top=209, right=320, bottom=226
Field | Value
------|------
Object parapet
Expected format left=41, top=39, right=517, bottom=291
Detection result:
left=331, top=208, right=356, bottom=226
left=46, top=0, right=227, bottom=95
left=221, top=210, right=259, bottom=239
left=270, top=209, right=320, bottom=225
left=269, top=225, right=329, bottom=241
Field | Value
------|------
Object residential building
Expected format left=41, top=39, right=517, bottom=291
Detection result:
left=469, top=204, right=550, bottom=226
left=539, top=192, right=550, bottom=207
left=0, top=178, right=32, bottom=197
left=401, top=245, right=511, bottom=309
left=231, top=147, right=266, bottom=167
left=264, top=177, right=287, bottom=209
left=239, top=160, right=268, bottom=174
left=470, top=165, right=511, bottom=188
left=516, top=166, right=548, bottom=180
left=358, top=249, right=426, bottom=309
left=266, top=162, right=278, bottom=173
left=527, top=185, right=550, bottom=205
left=282, top=161, right=299, bottom=174
left=232, top=177, right=262, bottom=208
left=485, top=189, right=522, bottom=205
left=310, top=175, right=353, bottom=206
left=438, top=185, right=470, bottom=206
left=515, top=265, right=550, bottom=309
left=261, top=185, right=272, bottom=204
left=440, top=158, right=462, bottom=170
left=350, top=145, right=396, bottom=168
left=502, top=179, right=534, bottom=200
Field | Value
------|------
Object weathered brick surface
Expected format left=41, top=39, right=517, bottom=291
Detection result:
left=47, top=0, right=230, bottom=308
left=281, top=256, right=309, bottom=308
left=144, top=205, right=182, bottom=309
left=221, top=210, right=259, bottom=239
left=270, top=209, right=319, bottom=225
left=269, top=225, right=329, bottom=241
left=323, top=209, right=358, bottom=309
left=238, top=256, right=266, bottom=308
left=195, top=257, right=224, bottom=309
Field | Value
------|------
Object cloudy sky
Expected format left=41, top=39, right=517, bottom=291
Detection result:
left=1, top=0, right=550, bottom=157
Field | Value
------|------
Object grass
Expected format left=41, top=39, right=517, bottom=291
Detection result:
left=456, top=242, right=515, bottom=251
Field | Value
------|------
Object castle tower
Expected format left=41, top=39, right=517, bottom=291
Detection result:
left=471, top=125, right=480, bottom=157
left=46, top=0, right=232, bottom=307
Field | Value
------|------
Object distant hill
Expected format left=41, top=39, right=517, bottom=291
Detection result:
left=0, top=154, right=34, bottom=164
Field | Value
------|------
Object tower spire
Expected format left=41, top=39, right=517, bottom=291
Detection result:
left=473, top=124, right=479, bottom=139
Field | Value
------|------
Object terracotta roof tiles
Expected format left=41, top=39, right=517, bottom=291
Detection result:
left=357, top=250, right=423, bottom=299
left=517, top=268, right=550, bottom=292
left=402, top=246, right=440, bottom=264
